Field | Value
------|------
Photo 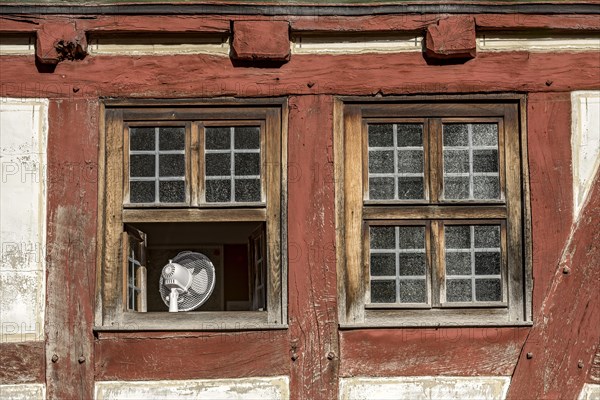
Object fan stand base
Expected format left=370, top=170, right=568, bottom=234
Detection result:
left=168, top=288, right=180, bottom=312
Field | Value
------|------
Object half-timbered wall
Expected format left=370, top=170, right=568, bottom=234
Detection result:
left=0, top=5, right=599, bottom=399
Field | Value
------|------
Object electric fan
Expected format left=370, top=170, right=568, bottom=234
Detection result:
left=159, top=251, right=216, bottom=312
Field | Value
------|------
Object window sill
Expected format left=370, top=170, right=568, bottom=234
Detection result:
left=95, top=311, right=288, bottom=331
left=339, top=308, right=532, bottom=329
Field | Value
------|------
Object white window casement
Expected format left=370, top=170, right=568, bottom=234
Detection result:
left=335, top=96, right=532, bottom=327
left=96, top=99, right=287, bottom=330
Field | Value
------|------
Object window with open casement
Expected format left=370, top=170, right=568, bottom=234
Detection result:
left=336, top=98, right=531, bottom=327
left=96, top=100, right=286, bottom=330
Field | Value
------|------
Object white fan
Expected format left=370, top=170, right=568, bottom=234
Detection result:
left=159, top=251, right=216, bottom=312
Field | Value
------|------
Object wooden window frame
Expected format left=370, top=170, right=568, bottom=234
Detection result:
left=335, top=96, right=532, bottom=328
left=95, top=99, right=288, bottom=331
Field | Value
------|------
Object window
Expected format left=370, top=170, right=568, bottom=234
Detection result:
left=336, top=97, right=531, bottom=327
left=96, top=100, right=287, bottom=330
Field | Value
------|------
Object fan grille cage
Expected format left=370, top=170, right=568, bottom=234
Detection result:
left=159, top=251, right=216, bottom=311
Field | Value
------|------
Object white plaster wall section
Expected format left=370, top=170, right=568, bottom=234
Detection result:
left=0, top=98, right=48, bottom=343
left=339, top=376, right=511, bottom=400
left=572, top=91, right=600, bottom=221
left=87, top=35, right=230, bottom=56
left=95, top=376, right=290, bottom=400
left=291, top=34, right=422, bottom=54
left=0, top=384, right=46, bottom=400
left=579, top=383, right=600, bottom=400
left=477, top=34, right=600, bottom=52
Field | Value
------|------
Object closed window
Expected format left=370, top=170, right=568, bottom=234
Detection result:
left=336, top=98, right=531, bottom=327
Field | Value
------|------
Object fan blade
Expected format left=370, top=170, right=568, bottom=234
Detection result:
left=191, top=269, right=209, bottom=294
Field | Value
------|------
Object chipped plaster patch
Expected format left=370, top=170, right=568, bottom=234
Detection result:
left=0, top=384, right=45, bottom=400
left=578, top=383, right=600, bottom=400
left=95, top=376, right=289, bottom=400
left=572, top=91, right=600, bottom=221
left=0, top=98, right=48, bottom=342
left=339, top=376, right=511, bottom=400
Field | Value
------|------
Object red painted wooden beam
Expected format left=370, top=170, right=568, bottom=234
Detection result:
left=0, top=342, right=45, bottom=384
left=95, top=331, right=290, bottom=380
left=425, top=16, right=477, bottom=60
left=36, top=20, right=87, bottom=66
left=0, top=52, right=598, bottom=99
left=340, top=328, right=530, bottom=377
left=507, top=167, right=600, bottom=398
left=231, top=20, right=290, bottom=63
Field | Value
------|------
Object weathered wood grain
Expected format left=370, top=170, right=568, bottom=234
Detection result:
left=0, top=342, right=45, bottom=384
left=340, top=327, right=529, bottom=376
left=589, top=344, right=600, bottom=383
left=0, top=52, right=598, bottom=99
left=287, top=96, right=339, bottom=400
left=3, top=14, right=598, bottom=34
left=45, top=100, right=99, bottom=399
left=95, top=331, right=289, bottom=380
left=526, top=93, right=574, bottom=311
left=506, top=171, right=600, bottom=399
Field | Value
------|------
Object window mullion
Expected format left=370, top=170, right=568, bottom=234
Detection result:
left=430, top=220, right=443, bottom=307
left=428, top=118, right=442, bottom=203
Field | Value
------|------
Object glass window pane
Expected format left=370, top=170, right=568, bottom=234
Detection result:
left=473, top=176, right=500, bottom=199
left=475, top=279, right=501, bottom=301
left=443, top=123, right=500, bottom=201
left=130, top=127, right=155, bottom=151
left=159, top=180, right=185, bottom=203
left=369, top=177, right=395, bottom=200
left=159, top=127, right=185, bottom=150
left=235, top=153, right=260, bottom=176
left=234, top=179, right=261, bottom=202
left=235, top=127, right=260, bottom=149
left=446, top=252, right=471, bottom=275
left=445, top=226, right=470, bottom=249
left=446, top=279, right=472, bottom=302
left=130, top=181, right=155, bottom=203
left=444, top=149, right=469, bottom=173
left=369, top=150, right=394, bottom=173
left=397, top=177, right=424, bottom=200
left=474, top=225, right=501, bottom=248
left=443, top=124, right=468, bottom=147
left=370, top=226, right=395, bottom=249
left=473, top=150, right=498, bottom=173
left=398, top=253, right=426, bottom=276
left=396, top=124, right=422, bottom=147
left=371, top=280, right=396, bottom=303
left=205, top=153, right=231, bottom=176
left=475, top=252, right=501, bottom=275
left=159, top=154, right=185, bottom=177
left=130, top=154, right=155, bottom=177
left=398, top=279, right=426, bottom=303
left=397, top=150, right=423, bottom=173
left=472, top=124, right=498, bottom=146
left=398, top=226, right=425, bottom=249
left=368, top=124, right=394, bottom=147
left=206, top=127, right=231, bottom=150
left=444, top=176, right=469, bottom=199
left=370, top=253, right=396, bottom=276
left=206, top=179, right=231, bottom=202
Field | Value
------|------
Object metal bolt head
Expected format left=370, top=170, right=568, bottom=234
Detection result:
left=327, top=352, right=335, bottom=360
left=526, top=352, right=533, bottom=359
left=51, top=354, right=59, bottom=363
left=78, top=356, right=86, bottom=364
